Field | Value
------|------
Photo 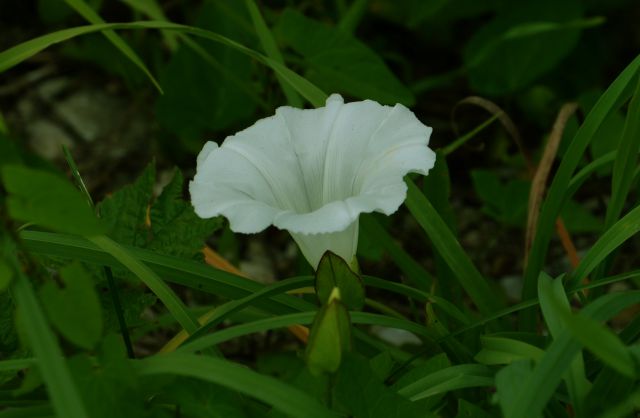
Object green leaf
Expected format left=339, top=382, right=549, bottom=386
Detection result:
left=333, top=353, right=433, bottom=418
left=464, top=0, right=585, bottom=95
left=475, top=336, right=545, bottom=365
left=155, top=0, right=257, bottom=148
left=315, top=251, right=364, bottom=309
left=97, top=163, right=154, bottom=246
left=68, top=335, right=150, bottom=418
left=522, top=51, right=640, bottom=327
left=2, top=165, right=105, bottom=236
left=563, top=313, right=636, bottom=378
left=605, top=75, right=640, bottom=228
left=275, top=9, right=414, bottom=106
left=569, top=204, right=640, bottom=288
left=405, top=179, right=501, bottom=315
left=63, top=0, right=163, bottom=93
left=148, top=168, right=221, bottom=260
left=12, top=266, right=89, bottom=418
left=305, top=296, right=352, bottom=376
left=135, top=353, right=337, bottom=418
left=395, top=364, right=494, bottom=401
left=495, top=360, right=537, bottom=418
left=538, top=274, right=590, bottom=417
left=455, top=399, right=494, bottom=418
left=0, top=260, right=13, bottom=292
left=39, top=262, right=103, bottom=350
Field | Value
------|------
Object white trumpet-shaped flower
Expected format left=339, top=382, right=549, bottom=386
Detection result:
left=190, top=94, right=435, bottom=269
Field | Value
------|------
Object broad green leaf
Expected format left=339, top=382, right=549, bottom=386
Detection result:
left=12, top=266, right=89, bottom=418
left=315, top=251, right=364, bottom=309
left=405, top=179, right=501, bottom=315
left=305, top=296, right=352, bottom=376
left=155, top=0, right=257, bottom=149
left=148, top=168, right=221, bottom=260
left=333, top=353, right=433, bottom=418
left=97, top=163, right=154, bottom=246
left=275, top=9, right=414, bottom=105
left=2, top=165, right=105, bottom=236
left=135, top=353, right=337, bottom=418
left=495, top=360, right=537, bottom=418
left=63, top=0, right=162, bottom=93
left=39, top=262, right=103, bottom=350
left=68, top=335, right=151, bottom=418
left=464, top=0, right=585, bottom=95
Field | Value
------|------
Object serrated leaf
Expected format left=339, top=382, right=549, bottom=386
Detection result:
left=39, top=262, right=103, bottom=350
left=2, top=165, right=105, bottom=236
left=97, top=164, right=155, bottom=246
left=276, top=9, right=414, bottom=106
left=149, top=168, right=221, bottom=260
left=315, top=251, right=364, bottom=310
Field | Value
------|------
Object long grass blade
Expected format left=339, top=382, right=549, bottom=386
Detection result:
left=135, top=353, right=338, bottom=418
left=405, top=179, right=502, bottom=315
left=87, top=235, right=199, bottom=334
left=63, top=0, right=163, bottom=93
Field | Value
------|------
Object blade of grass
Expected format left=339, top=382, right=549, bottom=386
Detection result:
left=21, top=230, right=314, bottom=314
left=11, top=267, right=88, bottom=418
left=244, top=0, right=302, bottom=107
left=506, top=287, right=640, bottom=418
left=360, top=215, right=434, bottom=290
left=0, top=358, right=36, bottom=372
left=538, top=274, right=590, bottom=417
left=87, top=235, right=199, bottom=334
left=521, top=52, right=640, bottom=330
left=135, top=353, right=338, bottom=418
left=180, top=311, right=435, bottom=353
left=396, top=364, right=494, bottom=401
left=405, top=179, right=502, bottom=315
left=0, top=21, right=327, bottom=106
left=62, top=145, right=135, bottom=358
left=568, top=203, right=640, bottom=289
left=441, top=113, right=500, bottom=156
left=337, top=0, right=369, bottom=33
left=63, top=0, right=162, bottom=93
left=605, top=76, right=640, bottom=229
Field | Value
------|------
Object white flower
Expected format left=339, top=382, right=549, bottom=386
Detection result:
left=190, top=94, right=435, bottom=269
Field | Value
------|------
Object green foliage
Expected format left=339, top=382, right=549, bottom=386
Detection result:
left=1, top=1, right=640, bottom=417
left=98, top=164, right=221, bottom=259
left=275, top=9, right=414, bottom=106
left=464, top=0, right=586, bottom=95
left=39, top=262, right=103, bottom=350
left=2, top=165, right=105, bottom=236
